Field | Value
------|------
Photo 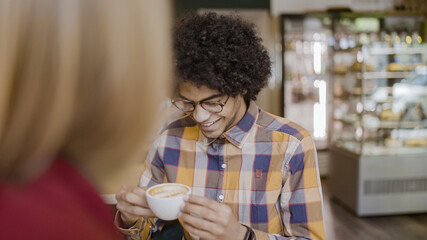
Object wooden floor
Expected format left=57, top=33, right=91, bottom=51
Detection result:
left=322, top=178, right=427, bottom=240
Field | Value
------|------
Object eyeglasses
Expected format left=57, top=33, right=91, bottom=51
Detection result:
left=171, top=95, right=230, bottom=114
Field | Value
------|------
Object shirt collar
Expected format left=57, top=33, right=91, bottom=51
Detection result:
left=222, top=101, right=259, bottom=148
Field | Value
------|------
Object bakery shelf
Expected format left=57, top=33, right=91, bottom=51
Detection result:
left=363, top=71, right=412, bottom=79
left=377, top=120, right=424, bottom=129
left=369, top=47, right=427, bottom=55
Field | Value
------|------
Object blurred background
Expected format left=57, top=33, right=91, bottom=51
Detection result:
left=104, top=1, right=427, bottom=239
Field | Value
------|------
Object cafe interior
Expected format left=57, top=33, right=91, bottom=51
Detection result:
left=1, top=0, right=426, bottom=239
left=102, top=1, right=427, bottom=239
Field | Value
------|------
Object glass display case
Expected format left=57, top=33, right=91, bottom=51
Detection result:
left=329, top=38, right=427, bottom=216
left=333, top=44, right=427, bottom=155
left=281, top=11, right=427, bottom=216
left=282, top=15, right=332, bottom=150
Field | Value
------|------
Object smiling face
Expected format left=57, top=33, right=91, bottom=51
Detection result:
left=177, top=82, right=247, bottom=139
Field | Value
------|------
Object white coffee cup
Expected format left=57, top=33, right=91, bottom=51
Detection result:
left=146, top=183, right=191, bottom=220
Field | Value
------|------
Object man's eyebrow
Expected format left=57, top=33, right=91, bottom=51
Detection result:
left=178, top=93, right=224, bottom=102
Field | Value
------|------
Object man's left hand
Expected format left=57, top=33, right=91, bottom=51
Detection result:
left=179, top=195, right=247, bottom=240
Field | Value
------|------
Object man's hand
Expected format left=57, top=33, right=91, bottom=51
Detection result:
left=179, top=195, right=247, bottom=240
left=115, top=185, right=155, bottom=228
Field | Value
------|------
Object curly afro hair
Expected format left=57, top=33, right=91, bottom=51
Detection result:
left=173, top=12, right=271, bottom=102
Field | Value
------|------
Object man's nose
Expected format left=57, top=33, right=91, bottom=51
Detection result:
left=192, top=104, right=211, bottom=123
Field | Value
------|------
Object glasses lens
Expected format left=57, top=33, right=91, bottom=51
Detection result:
left=201, top=102, right=223, bottom=113
left=173, top=100, right=194, bottom=112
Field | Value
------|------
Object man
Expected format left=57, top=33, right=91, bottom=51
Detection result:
left=116, top=12, right=326, bottom=240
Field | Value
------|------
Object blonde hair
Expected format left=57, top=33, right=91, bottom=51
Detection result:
left=0, top=0, right=172, bottom=183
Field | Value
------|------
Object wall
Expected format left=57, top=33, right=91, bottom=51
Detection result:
left=270, top=0, right=395, bottom=16
left=175, top=0, right=269, bottom=17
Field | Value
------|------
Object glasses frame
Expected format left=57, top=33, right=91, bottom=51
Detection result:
left=171, top=95, right=230, bottom=114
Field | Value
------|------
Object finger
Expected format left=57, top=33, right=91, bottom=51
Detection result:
left=181, top=201, right=219, bottom=223
left=180, top=217, right=218, bottom=240
left=116, top=201, right=155, bottom=217
left=184, top=195, right=221, bottom=211
left=130, top=187, right=150, bottom=206
left=116, top=203, right=155, bottom=216
left=116, top=188, right=154, bottom=218
left=184, top=195, right=233, bottom=221
left=120, top=185, right=147, bottom=198
left=179, top=211, right=218, bottom=234
left=132, top=186, right=148, bottom=195
left=116, top=191, right=147, bottom=207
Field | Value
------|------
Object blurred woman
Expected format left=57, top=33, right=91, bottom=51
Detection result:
left=0, top=0, right=172, bottom=239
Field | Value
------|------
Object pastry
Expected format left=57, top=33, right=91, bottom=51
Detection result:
left=405, top=138, right=427, bottom=147
left=380, top=109, right=402, bottom=121
left=387, top=62, right=406, bottom=72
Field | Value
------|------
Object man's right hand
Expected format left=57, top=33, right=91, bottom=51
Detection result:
left=115, top=185, right=155, bottom=228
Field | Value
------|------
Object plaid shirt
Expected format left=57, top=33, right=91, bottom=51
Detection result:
left=136, top=101, right=325, bottom=240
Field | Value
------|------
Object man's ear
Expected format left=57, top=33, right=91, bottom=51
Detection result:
left=242, top=89, right=248, bottom=95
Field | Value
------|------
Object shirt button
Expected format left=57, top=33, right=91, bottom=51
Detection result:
left=221, top=163, right=227, bottom=169
left=218, top=194, right=224, bottom=201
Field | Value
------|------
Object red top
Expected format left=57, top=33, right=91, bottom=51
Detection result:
left=0, top=158, right=123, bottom=240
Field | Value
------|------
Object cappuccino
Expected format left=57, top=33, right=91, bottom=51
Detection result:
left=146, top=183, right=191, bottom=220
left=148, top=185, right=189, bottom=198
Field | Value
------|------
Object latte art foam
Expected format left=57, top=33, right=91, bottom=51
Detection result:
left=152, top=190, right=187, bottom=198
left=148, top=185, right=189, bottom=198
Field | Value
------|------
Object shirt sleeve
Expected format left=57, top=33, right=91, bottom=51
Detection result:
left=114, top=211, right=152, bottom=240
left=140, top=134, right=167, bottom=187
left=260, top=134, right=325, bottom=240
left=117, top=135, right=169, bottom=240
